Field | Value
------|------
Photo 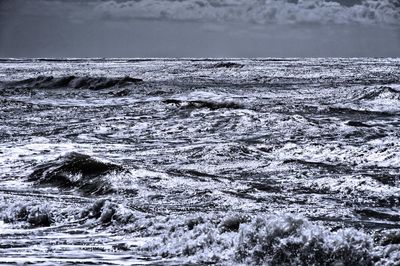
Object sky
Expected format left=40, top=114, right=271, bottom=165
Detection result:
left=0, top=0, right=399, bottom=58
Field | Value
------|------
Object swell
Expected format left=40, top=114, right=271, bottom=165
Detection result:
left=28, top=152, right=124, bottom=195
left=358, top=86, right=400, bottom=101
left=163, top=99, right=244, bottom=110
left=4, top=75, right=143, bottom=90
left=330, top=85, right=400, bottom=116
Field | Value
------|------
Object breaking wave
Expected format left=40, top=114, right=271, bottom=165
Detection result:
left=1, top=200, right=397, bottom=265
left=212, top=62, right=245, bottom=68
left=5, top=75, right=143, bottom=90
left=339, top=85, right=400, bottom=114
left=94, top=0, right=400, bottom=26
left=28, top=152, right=125, bottom=195
left=163, top=99, right=244, bottom=110
left=1, top=203, right=55, bottom=227
left=359, top=86, right=400, bottom=101
left=0, top=199, right=135, bottom=228
left=140, top=213, right=396, bottom=265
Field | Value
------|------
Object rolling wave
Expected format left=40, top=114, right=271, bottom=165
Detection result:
left=4, top=75, right=143, bottom=90
left=28, top=152, right=124, bottom=195
left=359, top=86, right=400, bottom=101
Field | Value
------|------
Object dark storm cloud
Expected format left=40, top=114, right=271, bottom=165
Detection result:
left=91, top=0, right=400, bottom=25
left=0, top=0, right=399, bottom=57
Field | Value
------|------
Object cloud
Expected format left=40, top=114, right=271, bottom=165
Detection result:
left=1, top=0, right=399, bottom=57
left=91, top=0, right=400, bottom=26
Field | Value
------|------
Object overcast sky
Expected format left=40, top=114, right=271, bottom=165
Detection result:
left=0, top=0, right=399, bottom=58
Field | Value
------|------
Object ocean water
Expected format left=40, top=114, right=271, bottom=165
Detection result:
left=0, top=58, right=399, bottom=265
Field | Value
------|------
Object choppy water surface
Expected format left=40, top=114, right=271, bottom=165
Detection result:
left=0, top=58, right=400, bottom=265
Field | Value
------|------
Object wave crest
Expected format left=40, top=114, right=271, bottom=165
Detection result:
left=5, top=75, right=143, bottom=90
left=236, top=216, right=373, bottom=265
left=360, top=86, right=400, bottom=101
left=28, top=152, right=124, bottom=195
left=142, top=213, right=377, bottom=264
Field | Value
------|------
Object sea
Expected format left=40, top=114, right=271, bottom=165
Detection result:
left=0, top=58, right=399, bottom=265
